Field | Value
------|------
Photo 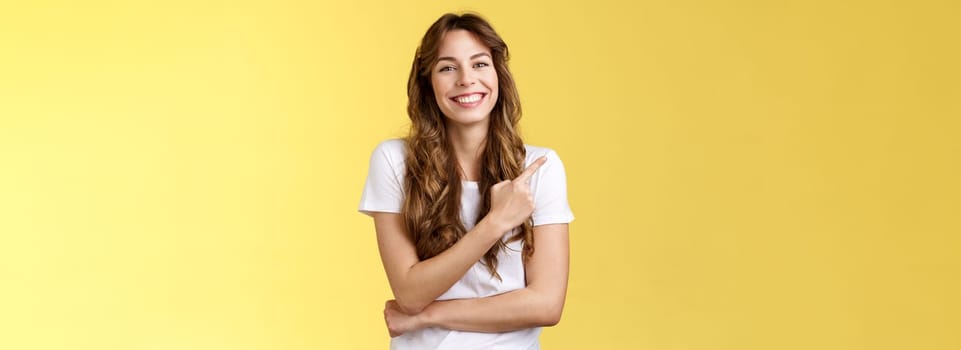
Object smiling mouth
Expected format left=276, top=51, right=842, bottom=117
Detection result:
left=450, top=93, right=486, bottom=107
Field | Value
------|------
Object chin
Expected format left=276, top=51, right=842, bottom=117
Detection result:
left=442, top=107, right=493, bottom=126
left=447, top=112, right=490, bottom=125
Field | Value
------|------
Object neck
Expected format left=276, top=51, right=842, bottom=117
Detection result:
left=446, top=118, right=489, bottom=181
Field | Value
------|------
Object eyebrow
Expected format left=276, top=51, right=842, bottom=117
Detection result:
left=436, top=52, right=492, bottom=63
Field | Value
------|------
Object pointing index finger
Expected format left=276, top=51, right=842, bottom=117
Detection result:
left=516, top=156, right=547, bottom=182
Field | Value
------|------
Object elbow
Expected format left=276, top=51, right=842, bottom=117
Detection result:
left=391, top=281, right=434, bottom=314
left=539, top=308, right=563, bottom=327
left=537, top=299, right=565, bottom=327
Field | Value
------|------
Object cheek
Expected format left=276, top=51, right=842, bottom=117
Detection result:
left=485, top=72, right=499, bottom=94
left=488, top=84, right=498, bottom=100
left=431, top=77, right=447, bottom=103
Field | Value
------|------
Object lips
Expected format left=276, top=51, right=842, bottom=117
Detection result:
left=450, top=92, right=486, bottom=108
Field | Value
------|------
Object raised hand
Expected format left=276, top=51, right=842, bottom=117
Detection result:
left=488, top=156, right=547, bottom=232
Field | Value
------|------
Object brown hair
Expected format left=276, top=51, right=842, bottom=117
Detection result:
left=402, top=13, right=532, bottom=279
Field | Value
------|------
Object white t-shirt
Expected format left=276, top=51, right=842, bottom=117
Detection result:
left=358, top=138, right=575, bottom=350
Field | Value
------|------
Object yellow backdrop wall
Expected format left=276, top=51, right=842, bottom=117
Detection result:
left=1, top=0, right=958, bottom=349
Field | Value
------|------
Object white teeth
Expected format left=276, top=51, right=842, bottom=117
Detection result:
left=454, top=94, right=482, bottom=104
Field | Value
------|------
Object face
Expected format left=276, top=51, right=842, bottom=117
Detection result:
left=431, top=29, right=498, bottom=127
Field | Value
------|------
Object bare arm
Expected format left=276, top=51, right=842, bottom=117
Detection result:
left=385, top=223, right=569, bottom=335
left=374, top=157, right=547, bottom=314
left=374, top=212, right=506, bottom=314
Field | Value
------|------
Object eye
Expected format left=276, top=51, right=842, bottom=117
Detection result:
left=438, top=65, right=456, bottom=72
left=474, top=62, right=490, bottom=68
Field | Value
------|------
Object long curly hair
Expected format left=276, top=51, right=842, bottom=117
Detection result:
left=402, top=13, right=532, bottom=279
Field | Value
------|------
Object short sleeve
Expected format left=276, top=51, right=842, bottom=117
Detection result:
left=358, top=140, right=406, bottom=216
left=530, top=149, right=575, bottom=226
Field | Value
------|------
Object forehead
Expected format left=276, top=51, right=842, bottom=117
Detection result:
left=436, top=29, right=491, bottom=59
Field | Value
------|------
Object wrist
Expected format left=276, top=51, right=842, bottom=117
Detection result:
left=418, top=301, right=441, bottom=329
left=480, top=215, right=511, bottom=239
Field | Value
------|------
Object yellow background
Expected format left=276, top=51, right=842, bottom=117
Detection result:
left=1, top=0, right=959, bottom=349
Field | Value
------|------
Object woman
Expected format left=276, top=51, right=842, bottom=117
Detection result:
left=359, top=12, right=574, bottom=350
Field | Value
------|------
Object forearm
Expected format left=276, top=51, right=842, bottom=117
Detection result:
left=420, top=287, right=565, bottom=333
left=391, top=216, right=507, bottom=313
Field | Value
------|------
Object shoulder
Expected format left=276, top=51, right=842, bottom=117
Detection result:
left=360, top=139, right=407, bottom=214
left=366, top=139, right=408, bottom=180
left=525, top=143, right=574, bottom=225
left=523, top=144, right=562, bottom=166
left=372, top=138, right=406, bottom=156
left=370, top=138, right=407, bottom=163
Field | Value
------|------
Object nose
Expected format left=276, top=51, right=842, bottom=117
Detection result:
left=456, top=69, right=476, bottom=87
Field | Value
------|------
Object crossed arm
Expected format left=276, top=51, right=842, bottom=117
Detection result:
left=372, top=212, right=570, bottom=335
